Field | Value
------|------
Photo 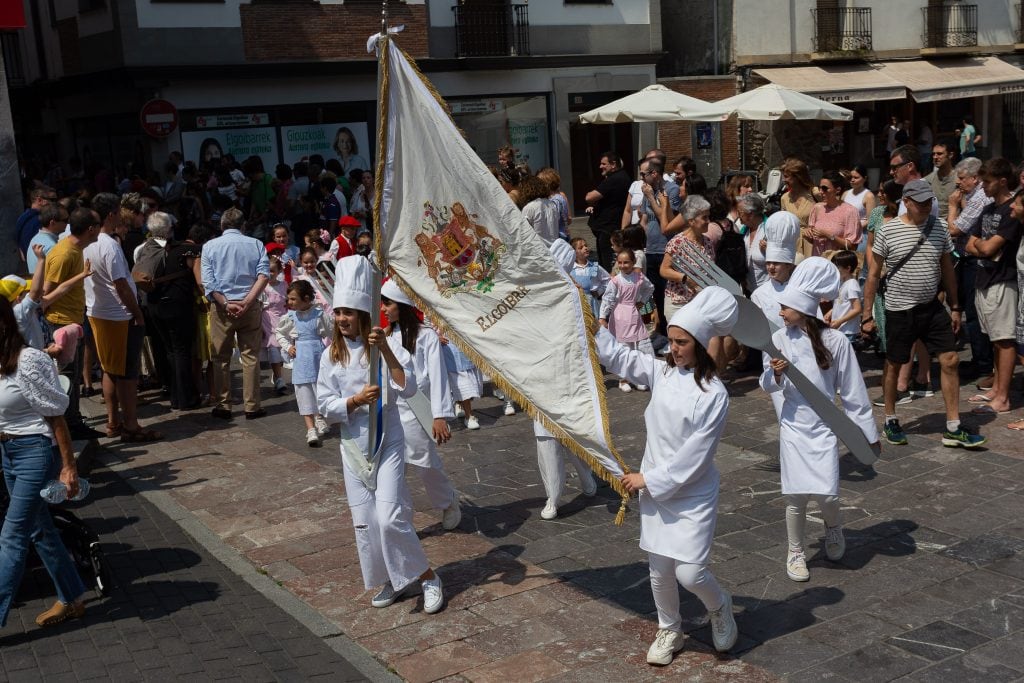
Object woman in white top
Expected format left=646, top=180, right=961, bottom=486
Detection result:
left=841, top=164, right=876, bottom=231
left=517, top=174, right=560, bottom=245
left=0, top=298, right=88, bottom=629
left=596, top=286, right=740, bottom=666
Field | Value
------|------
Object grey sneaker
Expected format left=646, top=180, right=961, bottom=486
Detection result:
left=441, top=495, right=462, bottom=531
left=709, top=591, right=738, bottom=652
left=371, top=582, right=399, bottom=608
left=824, top=525, right=846, bottom=561
left=646, top=628, right=684, bottom=666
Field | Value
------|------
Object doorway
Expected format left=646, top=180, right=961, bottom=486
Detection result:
left=568, top=121, right=634, bottom=214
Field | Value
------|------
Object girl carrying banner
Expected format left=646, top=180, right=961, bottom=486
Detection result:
left=596, top=286, right=740, bottom=666
left=316, top=257, right=444, bottom=614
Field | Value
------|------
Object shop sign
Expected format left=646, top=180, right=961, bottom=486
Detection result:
left=280, top=122, right=371, bottom=168
left=180, top=127, right=279, bottom=172
left=140, top=99, right=178, bottom=138
left=195, top=113, right=271, bottom=129
left=450, top=100, right=504, bottom=115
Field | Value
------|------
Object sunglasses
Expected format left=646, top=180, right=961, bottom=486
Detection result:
left=889, top=160, right=912, bottom=171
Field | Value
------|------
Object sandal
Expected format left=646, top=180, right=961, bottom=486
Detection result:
left=105, top=423, right=123, bottom=438
left=1007, top=420, right=1024, bottom=432
left=120, top=428, right=164, bottom=443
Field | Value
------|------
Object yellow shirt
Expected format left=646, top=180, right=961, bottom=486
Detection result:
left=781, top=191, right=815, bottom=258
left=43, top=238, right=85, bottom=326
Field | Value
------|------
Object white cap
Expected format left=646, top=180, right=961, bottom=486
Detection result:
left=549, top=238, right=574, bottom=274
left=667, top=286, right=739, bottom=348
left=332, top=255, right=374, bottom=313
left=777, top=256, right=840, bottom=317
left=764, top=210, right=801, bottom=264
left=381, top=279, right=414, bottom=307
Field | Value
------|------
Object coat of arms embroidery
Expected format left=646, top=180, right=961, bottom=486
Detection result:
left=416, top=201, right=506, bottom=297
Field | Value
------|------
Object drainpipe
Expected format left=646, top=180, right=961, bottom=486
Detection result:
left=712, top=0, right=719, bottom=76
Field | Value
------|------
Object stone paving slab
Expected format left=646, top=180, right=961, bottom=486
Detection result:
left=62, top=347, right=1024, bottom=681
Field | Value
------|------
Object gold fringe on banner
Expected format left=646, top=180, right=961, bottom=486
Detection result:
left=371, top=35, right=632, bottom=525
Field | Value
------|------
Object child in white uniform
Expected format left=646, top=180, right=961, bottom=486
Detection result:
left=380, top=279, right=462, bottom=531
left=759, top=257, right=880, bottom=582
left=597, top=286, right=740, bottom=666
left=316, top=257, right=444, bottom=613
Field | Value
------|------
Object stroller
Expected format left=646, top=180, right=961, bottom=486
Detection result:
left=0, top=485, right=112, bottom=597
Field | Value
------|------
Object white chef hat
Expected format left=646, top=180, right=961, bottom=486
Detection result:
left=777, top=256, right=841, bottom=317
left=764, top=210, right=801, bottom=264
left=668, top=286, right=739, bottom=349
left=332, top=255, right=374, bottom=313
left=549, top=238, right=575, bottom=274
left=380, top=278, right=414, bottom=307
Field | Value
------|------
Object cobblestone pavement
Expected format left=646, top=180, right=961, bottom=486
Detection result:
left=22, top=343, right=1024, bottom=682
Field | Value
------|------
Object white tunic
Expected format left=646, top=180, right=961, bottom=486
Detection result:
left=759, top=326, right=878, bottom=496
left=387, top=326, right=454, bottom=469
left=596, top=328, right=728, bottom=565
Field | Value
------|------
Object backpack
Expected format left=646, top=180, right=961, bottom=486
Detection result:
left=714, top=219, right=748, bottom=286
left=131, top=239, right=168, bottom=293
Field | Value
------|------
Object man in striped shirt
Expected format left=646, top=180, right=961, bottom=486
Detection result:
left=861, top=179, right=986, bottom=449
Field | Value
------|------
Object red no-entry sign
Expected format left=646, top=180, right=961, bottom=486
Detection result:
left=140, top=99, right=178, bottom=138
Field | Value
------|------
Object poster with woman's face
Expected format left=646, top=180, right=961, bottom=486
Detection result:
left=280, top=122, right=371, bottom=170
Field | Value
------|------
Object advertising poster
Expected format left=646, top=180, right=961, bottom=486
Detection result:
left=181, top=127, right=279, bottom=172
left=280, top=122, right=372, bottom=172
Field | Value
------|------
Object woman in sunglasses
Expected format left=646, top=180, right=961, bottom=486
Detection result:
left=805, top=171, right=862, bottom=257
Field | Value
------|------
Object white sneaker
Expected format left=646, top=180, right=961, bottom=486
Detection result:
left=646, top=628, right=684, bottom=666
left=541, top=500, right=558, bottom=520
left=503, top=400, right=515, bottom=416
left=635, top=384, right=649, bottom=392
left=581, top=472, right=598, bottom=497
left=709, top=591, right=738, bottom=652
left=273, top=377, right=287, bottom=395
left=305, top=427, right=321, bottom=447
left=422, top=575, right=444, bottom=614
left=454, top=403, right=465, bottom=418
left=314, top=415, right=330, bottom=437
left=465, top=415, right=480, bottom=430
left=441, top=495, right=462, bottom=531
left=787, top=548, right=810, bottom=582
left=825, top=525, right=846, bottom=561
left=619, top=382, right=632, bottom=393
left=493, top=388, right=506, bottom=401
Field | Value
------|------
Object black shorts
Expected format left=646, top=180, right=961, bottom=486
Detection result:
left=884, top=299, right=957, bottom=365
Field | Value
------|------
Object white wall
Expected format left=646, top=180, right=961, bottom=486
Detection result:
left=429, top=0, right=649, bottom=28
left=134, top=0, right=245, bottom=28
left=734, top=0, right=1021, bottom=61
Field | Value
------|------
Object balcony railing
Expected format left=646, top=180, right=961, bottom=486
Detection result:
left=811, top=7, right=872, bottom=53
left=453, top=3, right=530, bottom=58
left=922, top=3, right=977, bottom=49
left=0, top=33, right=24, bottom=87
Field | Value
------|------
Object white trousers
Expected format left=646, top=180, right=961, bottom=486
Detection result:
left=648, top=552, right=725, bottom=632
left=409, top=462, right=457, bottom=511
left=536, top=436, right=595, bottom=503
left=785, top=493, right=841, bottom=551
left=294, top=382, right=317, bottom=416
left=343, top=446, right=429, bottom=591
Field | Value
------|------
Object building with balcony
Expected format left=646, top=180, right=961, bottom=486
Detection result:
left=4, top=0, right=664, bottom=208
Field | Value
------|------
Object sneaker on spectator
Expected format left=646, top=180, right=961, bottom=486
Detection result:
left=873, top=390, right=912, bottom=407
left=273, top=377, right=288, bottom=396
left=464, top=415, right=480, bottom=430
left=942, top=427, right=986, bottom=449
left=454, top=403, right=465, bottom=418
left=314, top=415, right=330, bottom=437
left=305, top=427, right=321, bottom=447
left=911, top=381, right=934, bottom=398
left=883, top=420, right=908, bottom=445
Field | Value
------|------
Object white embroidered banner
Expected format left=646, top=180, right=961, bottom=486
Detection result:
left=370, top=37, right=630, bottom=514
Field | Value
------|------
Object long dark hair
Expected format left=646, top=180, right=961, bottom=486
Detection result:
left=383, top=298, right=422, bottom=354
left=0, top=298, right=26, bottom=375
left=664, top=332, right=718, bottom=391
left=802, top=315, right=834, bottom=369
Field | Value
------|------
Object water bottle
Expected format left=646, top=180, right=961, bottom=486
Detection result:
left=39, top=478, right=91, bottom=504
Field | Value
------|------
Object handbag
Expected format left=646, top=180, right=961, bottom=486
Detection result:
left=879, top=215, right=934, bottom=296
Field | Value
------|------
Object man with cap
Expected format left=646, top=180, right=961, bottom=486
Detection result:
left=760, top=257, right=879, bottom=583
left=862, top=179, right=985, bottom=448
left=596, top=286, right=740, bottom=665
left=317, top=256, right=445, bottom=614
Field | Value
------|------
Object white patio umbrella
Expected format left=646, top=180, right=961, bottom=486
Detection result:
left=578, top=84, right=727, bottom=123
left=704, top=83, right=853, bottom=121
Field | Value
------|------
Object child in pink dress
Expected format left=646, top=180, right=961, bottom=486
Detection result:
left=599, top=249, right=656, bottom=392
left=261, top=256, right=289, bottom=395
